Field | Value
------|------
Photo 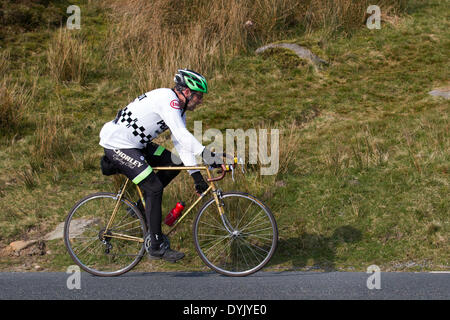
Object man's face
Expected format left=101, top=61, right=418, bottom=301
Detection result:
left=185, top=89, right=203, bottom=111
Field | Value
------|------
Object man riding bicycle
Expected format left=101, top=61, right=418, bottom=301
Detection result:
left=99, top=69, right=220, bottom=262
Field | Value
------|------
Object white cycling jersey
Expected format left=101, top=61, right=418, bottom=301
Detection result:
left=99, top=88, right=205, bottom=168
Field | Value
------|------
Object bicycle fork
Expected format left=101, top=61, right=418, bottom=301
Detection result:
left=213, top=189, right=235, bottom=235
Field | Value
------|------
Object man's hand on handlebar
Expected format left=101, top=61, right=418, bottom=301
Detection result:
left=202, top=148, right=235, bottom=169
left=191, top=171, right=209, bottom=195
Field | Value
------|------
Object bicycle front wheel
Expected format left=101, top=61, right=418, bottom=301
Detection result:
left=64, top=192, right=147, bottom=277
left=193, top=192, right=278, bottom=277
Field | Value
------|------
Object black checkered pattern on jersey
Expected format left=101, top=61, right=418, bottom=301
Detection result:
left=119, top=107, right=152, bottom=145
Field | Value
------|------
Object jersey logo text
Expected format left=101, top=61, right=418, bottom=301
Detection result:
left=170, top=99, right=181, bottom=109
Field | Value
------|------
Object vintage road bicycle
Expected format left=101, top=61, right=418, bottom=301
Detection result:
left=64, top=157, right=278, bottom=277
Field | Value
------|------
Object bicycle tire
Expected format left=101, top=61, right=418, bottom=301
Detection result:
left=193, top=192, right=278, bottom=277
left=64, top=192, right=147, bottom=277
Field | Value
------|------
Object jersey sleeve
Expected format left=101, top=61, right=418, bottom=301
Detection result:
left=172, top=132, right=200, bottom=174
left=156, top=96, right=205, bottom=170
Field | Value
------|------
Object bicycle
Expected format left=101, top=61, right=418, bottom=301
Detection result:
left=64, top=157, right=278, bottom=277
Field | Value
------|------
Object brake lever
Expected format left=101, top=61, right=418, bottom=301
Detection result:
left=209, top=156, right=244, bottom=182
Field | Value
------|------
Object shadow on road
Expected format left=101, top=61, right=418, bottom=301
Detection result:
left=269, top=225, right=362, bottom=272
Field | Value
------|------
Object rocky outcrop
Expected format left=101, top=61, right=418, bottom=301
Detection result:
left=256, top=42, right=328, bottom=69
left=1, top=218, right=99, bottom=258
left=429, top=88, right=450, bottom=99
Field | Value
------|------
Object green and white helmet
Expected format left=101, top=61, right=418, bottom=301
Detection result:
left=174, top=69, right=208, bottom=93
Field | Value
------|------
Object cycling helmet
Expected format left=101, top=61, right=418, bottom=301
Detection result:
left=174, top=69, right=208, bottom=93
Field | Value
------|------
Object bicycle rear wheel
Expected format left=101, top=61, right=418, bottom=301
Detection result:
left=193, top=192, right=278, bottom=276
left=64, top=192, right=147, bottom=277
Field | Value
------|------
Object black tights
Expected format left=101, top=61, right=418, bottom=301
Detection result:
left=138, top=167, right=180, bottom=248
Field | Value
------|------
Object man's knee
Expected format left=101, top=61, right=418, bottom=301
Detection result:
left=157, top=168, right=181, bottom=188
left=138, top=173, right=164, bottom=195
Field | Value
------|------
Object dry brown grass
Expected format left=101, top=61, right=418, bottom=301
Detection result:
left=301, top=0, right=407, bottom=35
left=0, top=79, right=30, bottom=135
left=100, top=0, right=406, bottom=92
left=277, top=120, right=304, bottom=176
left=30, top=110, right=72, bottom=171
left=322, top=125, right=391, bottom=176
left=0, top=50, right=10, bottom=76
left=101, top=0, right=250, bottom=91
left=47, top=28, right=89, bottom=84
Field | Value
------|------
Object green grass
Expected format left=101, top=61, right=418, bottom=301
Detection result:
left=0, top=0, right=448, bottom=272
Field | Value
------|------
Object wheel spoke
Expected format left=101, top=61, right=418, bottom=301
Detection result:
left=201, top=234, right=231, bottom=254
left=195, top=193, right=277, bottom=276
left=238, top=211, right=267, bottom=233
left=235, top=200, right=254, bottom=230
left=198, top=220, right=228, bottom=232
left=65, top=193, right=146, bottom=276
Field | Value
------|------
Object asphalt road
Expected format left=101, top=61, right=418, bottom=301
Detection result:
left=1, top=271, right=449, bottom=300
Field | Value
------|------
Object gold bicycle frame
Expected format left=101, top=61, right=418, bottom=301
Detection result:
left=103, top=165, right=227, bottom=243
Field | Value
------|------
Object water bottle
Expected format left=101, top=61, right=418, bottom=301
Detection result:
left=164, top=202, right=185, bottom=226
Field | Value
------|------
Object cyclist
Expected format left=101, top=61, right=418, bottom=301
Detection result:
left=99, top=69, right=220, bottom=262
